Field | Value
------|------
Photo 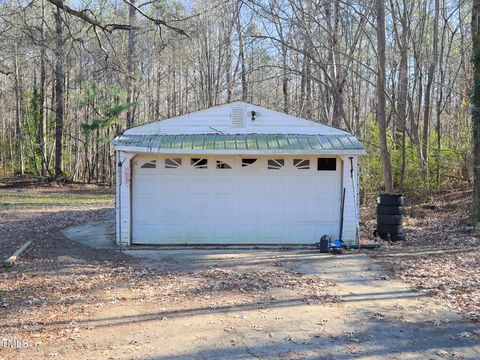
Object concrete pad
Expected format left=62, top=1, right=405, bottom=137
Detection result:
left=63, top=221, right=115, bottom=250
left=62, top=220, right=322, bottom=271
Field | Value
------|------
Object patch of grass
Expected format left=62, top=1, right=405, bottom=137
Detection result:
left=0, top=190, right=114, bottom=209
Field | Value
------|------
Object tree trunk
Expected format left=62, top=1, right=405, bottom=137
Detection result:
left=305, top=57, right=312, bottom=118
left=436, top=1, right=447, bottom=187
left=397, top=3, right=409, bottom=191
left=225, top=20, right=233, bottom=103
left=54, top=4, right=65, bottom=178
left=236, top=3, right=247, bottom=101
left=155, top=67, right=161, bottom=119
left=472, top=0, right=480, bottom=224
left=39, top=39, right=48, bottom=175
left=39, top=0, right=48, bottom=176
left=282, top=46, right=289, bottom=112
left=13, top=44, right=25, bottom=176
left=325, top=0, right=344, bottom=128
left=126, top=0, right=136, bottom=127
left=421, top=0, right=440, bottom=184
left=376, top=0, right=393, bottom=192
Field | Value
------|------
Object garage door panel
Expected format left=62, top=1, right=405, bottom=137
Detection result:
left=212, top=177, right=236, bottom=196
left=161, top=225, right=185, bottom=243
left=309, top=205, right=339, bottom=222
left=238, top=200, right=260, bottom=221
left=132, top=155, right=341, bottom=245
left=262, top=178, right=287, bottom=196
left=213, top=225, right=237, bottom=242
left=185, top=200, right=210, bottom=221
left=210, top=200, right=236, bottom=220
left=263, top=200, right=287, bottom=220
left=314, top=225, right=338, bottom=240
left=286, top=178, right=316, bottom=197
left=229, top=224, right=259, bottom=243
left=263, top=224, right=288, bottom=243
left=133, top=224, right=180, bottom=244
left=155, top=201, right=185, bottom=222
left=184, top=225, right=211, bottom=243
left=315, top=178, right=340, bottom=196
left=289, top=201, right=322, bottom=221
left=238, top=177, right=261, bottom=196
left=187, top=179, right=211, bottom=196
left=160, top=178, right=185, bottom=195
left=289, top=225, right=315, bottom=243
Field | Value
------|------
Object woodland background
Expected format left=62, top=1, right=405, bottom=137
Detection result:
left=0, top=0, right=477, bottom=201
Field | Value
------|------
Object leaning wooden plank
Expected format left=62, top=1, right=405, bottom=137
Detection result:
left=3, top=240, right=32, bottom=268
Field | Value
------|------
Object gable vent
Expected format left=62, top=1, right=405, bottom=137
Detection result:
left=231, top=106, right=246, bottom=128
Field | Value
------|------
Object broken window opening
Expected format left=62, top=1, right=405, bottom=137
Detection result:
left=216, top=160, right=232, bottom=169
left=191, top=158, right=208, bottom=169
left=268, top=159, right=285, bottom=170
left=165, top=158, right=182, bottom=169
left=141, top=160, right=156, bottom=169
left=242, top=158, right=257, bottom=167
left=317, top=158, right=336, bottom=171
left=293, top=159, right=310, bottom=169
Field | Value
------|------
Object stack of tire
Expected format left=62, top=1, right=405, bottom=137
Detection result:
left=376, top=194, right=404, bottom=241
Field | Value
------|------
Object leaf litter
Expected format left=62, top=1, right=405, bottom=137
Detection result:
left=363, top=189, right=480, bottom=322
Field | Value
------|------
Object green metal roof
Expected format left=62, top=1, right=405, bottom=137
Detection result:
left=112, top=133, right=366, bottom=155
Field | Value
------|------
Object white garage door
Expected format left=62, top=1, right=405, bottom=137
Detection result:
left=131, top=155, right=341, bottom=244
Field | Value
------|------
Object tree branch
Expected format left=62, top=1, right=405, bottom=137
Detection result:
left=0, top=68, right=12, bottom=76
left=121, top=0, right=188, bottom=37
left=46, top=0, right=137, bottom=32
left=46, top=0, right=189, bottom=37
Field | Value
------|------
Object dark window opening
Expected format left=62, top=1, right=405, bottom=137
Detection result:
left=317, top=158, right=336, bottom=171
left=268, top=159, right=285, bottom=170
left=242, top=158, right=257, bottom=167
left=165, top=158, right=182, bottom=169
left=293, top=159, right=310, bottom=169
left=191, top=158, right=208, bottom=169
left=141, top=160, right=156, bottom=169
left=216, top=160, right=232, bottom=169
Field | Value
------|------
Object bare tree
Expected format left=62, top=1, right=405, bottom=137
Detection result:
left=376, top=0, right=393, bottom=192
left=13, top=43, right=25, bottom=175
left=472, top=0, right=480, bottom=223
left=235, top=1, right=247, bottom=101
left=54, top=3, right=65, bottom=178
left=126, top=0, right=137, bottom=128
left=0, top=0, right=473, bottom=196
left=421, top=0, right=440, bottom=183
left=390, top=0, right=413, bottom=190
left=39, top=0, right=48, bottom=176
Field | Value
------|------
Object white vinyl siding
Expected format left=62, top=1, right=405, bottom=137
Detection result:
left=123, top=102, right=350, bottom=136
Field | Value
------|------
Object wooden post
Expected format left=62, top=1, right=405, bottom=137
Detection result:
left=4, top=241, right=32, bottom=268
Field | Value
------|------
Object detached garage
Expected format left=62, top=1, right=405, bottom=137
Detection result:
left=113, top=102, right=366, bottom=247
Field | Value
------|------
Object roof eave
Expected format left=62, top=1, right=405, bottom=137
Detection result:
left=113, top=145, right=366, bottom=156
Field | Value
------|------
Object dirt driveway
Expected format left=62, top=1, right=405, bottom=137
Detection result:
left=1, top=185, right=479, bottom=359
left=44, top=252, right=480, bottom=359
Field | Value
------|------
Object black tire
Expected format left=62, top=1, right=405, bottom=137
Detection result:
left=377, top=205, right=403, bottom=215
left=389, top=233, right=404, bottom=242
left=378, top=232, right=404, bottom=241
left=378, top=232, right=389, bottom=241
left=377, top=214, right=403, bottom=225
left=377, top=194, right=404, bottom=206
left=377, top=224, right=403, bottom=234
